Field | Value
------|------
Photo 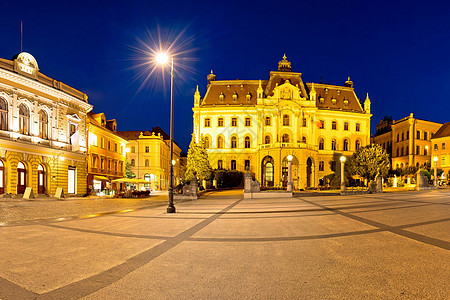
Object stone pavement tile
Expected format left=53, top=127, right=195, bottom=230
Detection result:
left=82, top=232, right=449, bottom=299
left=404, top=221, right=450, bottom=241
left=0, top=224, right=163, bottom=294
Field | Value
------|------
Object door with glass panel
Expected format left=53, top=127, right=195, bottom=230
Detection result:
left=38, top=164, right=45, bottom=194
left=0, top=160, right=4, bottom=194
left=17, top=162, right=26, bottom=194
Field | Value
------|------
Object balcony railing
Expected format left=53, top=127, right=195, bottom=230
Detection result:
left=260, top=142, right=317, bottom=151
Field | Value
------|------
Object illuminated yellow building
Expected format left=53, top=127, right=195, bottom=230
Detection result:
left=192, top=55, right=371, bottom=189
left=119, top=127, right=181, bottom=190
left=0, top=52, right=92, bottom=196
left=372, top=113, right=442, bottom=169
left=86, top=112, right=127, bottom=193
left=431, top=122, right=450, bottom=181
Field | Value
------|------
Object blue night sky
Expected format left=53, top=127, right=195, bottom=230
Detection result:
left=1, top=0, right=449, bottom=152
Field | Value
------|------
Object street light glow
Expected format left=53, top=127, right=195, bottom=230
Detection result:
left=340, top=156, right=346, bottom=162
left=287, top=155, right=293, bottom=161
left=156, top=52, right=169, bottom=64
left=433, top=156, right=438, bottom=162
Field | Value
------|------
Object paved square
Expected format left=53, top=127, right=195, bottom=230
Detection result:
left=0, top=189, right=448, bottom=299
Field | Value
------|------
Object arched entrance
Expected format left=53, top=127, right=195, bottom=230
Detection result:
left=38, top=164, right=46, bottom=194
left=0, top=160, right=4, bottom=194
left=306, top=157, right=313, bottom=188
left=261, top=156, right=274, bottom=187
left=281, top=155, right=299, bottom=188
left=17, top=162, right=26, bottom=194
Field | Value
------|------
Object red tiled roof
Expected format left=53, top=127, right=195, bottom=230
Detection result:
left=432, top=122, right=450, bottom=139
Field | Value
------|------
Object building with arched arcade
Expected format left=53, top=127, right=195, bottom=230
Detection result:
left=0, top=52, right=92, bottom=196
left=192, top=55, right=372, bottom=189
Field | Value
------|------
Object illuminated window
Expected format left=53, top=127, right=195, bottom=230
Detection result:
left=231, top=160, right=237, bottom=170
left=283, top=115, right=289, bottom=126
left=302, top=136, right=307, bottom=143
left=416, top=145, right=420, bottom=155
left=319, top=138, right=324, bottom=150
left=265, top=135, right=271, bottom=144
left=204, top=136, right=210, bottom=148
left=332, top=121, right=337, bottom=130
left=245, top=117, right=251, bottom=127
left=114, top=143, right=117, bottom=152
left=0, top=98, right=7, bottom=131
left=344, top=122, right=349, bottom=131
left=282, top=134, right=290, bottom=143
left=38, top=110, right=48, bottom=139
left=244, top=136, right=251, bottom=148
left=231, top=136, right=237, bottom=148
left=218, top=160, right=223, bottom=169
left=204, top=118, right=211, bottom=127
left=131, top=146, right=135, bottom=153
left=319, top=120, right=325, bottom=129
left=356, top=123, right=360, bottom=132
left=434, top=144, right=438, bottom=151
left=217, top=136, right=224, bottom=148
left=442, top=143, right=446, bottom=150
left=319, top=161, right=324, bottom=171
left=343, top=139, right=349, bottom=151
left=331, top=139, right=337, bottom=150
left=131, top=159, right=135, bottom=167
left=218, top=117, right=224, bottom=127
left=231, top=117, right=237, bottom=127
left=18, top=104, right=29, bottom=135
left=265, top=116, right=271, bottom=126
left=145, top=146, right=149, bottom=153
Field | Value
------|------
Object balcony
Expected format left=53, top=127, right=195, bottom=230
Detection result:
left=260, top=142, right=317, bottom=151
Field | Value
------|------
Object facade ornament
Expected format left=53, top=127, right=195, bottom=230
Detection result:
left=278, top=54, right=292, bottom=72
left=364, top=93, right=371, bottom=113
left=257, top=79, right=263, bottom=98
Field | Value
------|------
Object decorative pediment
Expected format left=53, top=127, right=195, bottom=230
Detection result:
left=67, top=113, right=82, bottom=122
left=271, top=80, right=302, bottom=101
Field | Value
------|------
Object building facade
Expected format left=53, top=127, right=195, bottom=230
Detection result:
left=86, top=112, right=127, bottom=193
left=372, top=113, right=442, bottom=170
left=431, top=122, right=450, bottom=182
left=119, top=127, right=181, bottom=190
left=0, top=52, right=92, bottom=196
left=192, top=56, right=371, bottom=189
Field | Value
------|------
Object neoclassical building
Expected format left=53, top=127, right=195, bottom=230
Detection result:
left=0, top=52, right=92, bottom=196
left=192, top=55, right=371, bottom=189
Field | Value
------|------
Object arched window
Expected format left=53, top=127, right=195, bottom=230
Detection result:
left=319, top=138, right=324, bottom=150
left=131, top=159, right=135, bottom=167
left=265, top=135, right=271, bottom=144
left=145, top=159, right=149, bottom=167
left=231, top=136, right=237, bottom=148
left=283, top=114, right=290, bottom=126
left=204, top=136, right=210, bottom=148
left=144, top=174, right=150, bottom=182
left=282, top=134, right=290, bottom=143
left=355, top=140, right=361, bottom=151
left=19, top=104, right=29, bottom=135
left=344, top=122, right=349, bottom=131
left=356, top=123, right=360, bottom=132
left=343, top=139, right=349, bottom=151
left=217, top=136, right=224, bottom=148
left=244, top=136, right=251, bottom=148
left=301, top=136, right=307, bottom=143
left=331, top=139, right=337, bottom=150
left=39, top=110, right=48, bottom=139
left=0, top=98, right=7, bottom=131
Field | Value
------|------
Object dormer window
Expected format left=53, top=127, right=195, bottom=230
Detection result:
left=331, top=97, right=336, bottom=105
left=227, top=85, right=230, bottom=90
left=337, top=90, right=341, bottom=95
left=233, top=92, right=238, bottom=102
left=219, top=92, right=224, bottom=102
left=319, top=97, right=324, bottom=104
left=240, top=84, right=244, bottom=90
left=343, top=99, right=349, bottom=108
left=325, top=88, right=328, bottom=94
left=246, top=93, right=251, bottom=102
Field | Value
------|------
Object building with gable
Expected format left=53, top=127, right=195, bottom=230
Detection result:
left=192, top=55, right=372, bottom=189
left=431, top=122, right=450, bottom=183
left=0, top=52, right=92, bottom=196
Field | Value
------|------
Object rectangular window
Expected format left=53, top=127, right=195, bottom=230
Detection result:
left=356, top=123, right=360, bottom=132
left=114, top=143, right=118, bottom=152
left=416, top=130, right=420, bottom=139
left=424, top=132, right=428, bottom=140
left=218, top=160, right=223, bottom=170
left=131, top=146, right=135, bottom=153
left=434, top=144, right=438, bottom=151
left=245, top=160, right=250, bottom=170
left=101, top=138, right=105, bottom=148
left=319, top=161, right=324, bottom=171
left=344, top=122, right=349, bottom=131
left=265, top=117, right=271, bottom=126
left=302, top=118, right=307, bottom=127
left=204, top=118, right=211, bottom=127
left=245, top=117, right=251, bottom=127
left=90, top=133, right=98, bottom=146
left=442, top=156, right=446, bottom=166
left=120, top=145, right=123, bottom=153
left=416, top=145, right=420, bottom=155
left=320, top=120, right=325, bottom=129
left=406, top=131, right=409, bottom=139
left=70, top=124, right=77, bottom=136
left=218, top=118, right=224, bottom=127
left=68, top=167, right=76, bottom=194
left=231, top=117, right=237, bottom=127
left=145, top=146, right=149, bottom=153
left=443, top=143, right=446, bottom=150
left=231, top=160, right=237, bottom=170
left=108, top=141, right=111, bottom=150
left=332, top=121, right=337, bottom=130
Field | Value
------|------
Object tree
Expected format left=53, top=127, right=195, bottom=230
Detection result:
left=125, top=159, right=135, bottom=178
left=185, top=134, right=213, bottom=181
left=347, top=144, right=390, bottom=182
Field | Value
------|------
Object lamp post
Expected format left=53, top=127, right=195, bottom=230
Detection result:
left=287, top=155, right=293, bottom=192
left=156, top=53, right=176, bottom=213
left=433, top=156, right=438, bottom=187
left=340, top=156, right=346, bottom=192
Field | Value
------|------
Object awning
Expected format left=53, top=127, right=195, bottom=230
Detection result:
left=111, top=178, right=148, bottom=184
left=93, top=176, right=110, bottom=181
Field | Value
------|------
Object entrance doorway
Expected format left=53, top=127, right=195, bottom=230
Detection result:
left=38, top=164, right=45, bottom=194
left=306, top=158, right=313, bottom=188
left=0, top=160, right=4, bottom=194
left=17, top=162, right=26, bottom=194
left=261, top=156, right=274, bottom=187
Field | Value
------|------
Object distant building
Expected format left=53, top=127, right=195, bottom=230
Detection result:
left=118, top=127, right=182, bottom=190
left=192, top=55, right=372, bottom=189
left=431, top=122, right=450, bottom=182
left=86, top=112, right=127, bottom=194
left=0, top=52, right=92, bottom=196
left=372, top=113, right=442, bottom=169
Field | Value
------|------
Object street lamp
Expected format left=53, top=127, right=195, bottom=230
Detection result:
left=287, top=155, right=293, bottom=192
left=157, top=52, right=176, bottom=213
left=433, top=156, right=438, bottom=187
left=340, top=156, right=346, bottom=192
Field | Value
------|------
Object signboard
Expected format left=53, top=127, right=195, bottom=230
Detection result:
left=55, top=187, right=64, bottom=199
left=23, top=187, right=35, bottom=199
